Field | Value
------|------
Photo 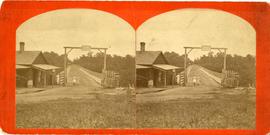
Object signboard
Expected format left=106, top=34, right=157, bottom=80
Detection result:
left=201, top=45, right=211, bottom=51
left=81, top=45, right=92, bottom=51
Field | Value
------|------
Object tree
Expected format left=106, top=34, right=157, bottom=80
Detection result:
left=194, top=52, right=256, bottom=87
left=43, top=51, right=66, bottom=67
left=73, top=52, right=135, bottom=87
left=163, top=51, right=185, bottom=67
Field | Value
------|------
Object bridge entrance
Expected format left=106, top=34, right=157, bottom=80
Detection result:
left=63, top=45, right=108, bottom=86
left=183, top=46, right=227, bottom=86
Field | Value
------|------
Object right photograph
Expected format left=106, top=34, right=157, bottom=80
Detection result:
left=135, top=9, right=256, bottom=129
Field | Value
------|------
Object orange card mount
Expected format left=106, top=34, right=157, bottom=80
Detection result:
left=0, top=1, right=270, bottom=134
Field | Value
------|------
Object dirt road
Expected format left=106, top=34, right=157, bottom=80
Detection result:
left=187, top=65, right=221, bottom=87
left=137, top=65, right=223, bottom=103
left=16, top=65, right=124, bottom=103
left=67, top=65, right=101, bottom=87
left=16, top=65, right=133, bottom=128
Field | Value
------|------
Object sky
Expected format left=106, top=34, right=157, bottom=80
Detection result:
left=136, top=8, right=256, bottom=60
left=16, top=8, right=256, bottom=61
left=16, top=9, right=135, bottom=60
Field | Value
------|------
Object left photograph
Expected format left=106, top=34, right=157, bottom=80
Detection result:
left=15, top=9, right=136, bottom=128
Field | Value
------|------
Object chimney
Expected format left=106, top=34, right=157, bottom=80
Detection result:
left=140, top=42, right=145, bottom=52
left=19, top=42, right=25, bottom=52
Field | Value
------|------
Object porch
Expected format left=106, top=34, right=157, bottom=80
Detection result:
left=16, top=64, right=61, bottom=88
left=136, top=64, right=182, bottom=88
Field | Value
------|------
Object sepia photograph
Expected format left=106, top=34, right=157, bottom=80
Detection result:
left=135, top=9, right=256, bottom=129
left=2, top=0, right=270, bottom=134
left=15, top=8, right=256, bottom=129
left=15, top=9, right=136, bottom=128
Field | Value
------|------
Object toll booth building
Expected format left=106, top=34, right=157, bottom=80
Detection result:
left=136, top=42, right=182, bottom=88
left=16, top=42, right=61, bottom=88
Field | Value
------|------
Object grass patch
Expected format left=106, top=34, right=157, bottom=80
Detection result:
left=16, top=90, right=255, bottom=129
left=16, top=94, right=134, bottom=128
left=136, top=94, right=255, bottom=129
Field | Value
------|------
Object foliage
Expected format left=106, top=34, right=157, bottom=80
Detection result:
left=73, top=52, right=135, bottom=87
left=42, top=50, right=255, bottom=87
left=194, top=52, right=256, bottom=87
left=43, top=51, right=66, bottom=67
left=163, top=51, right=185, bottom=67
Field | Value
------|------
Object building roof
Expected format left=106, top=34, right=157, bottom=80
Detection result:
left=153, top=64, right=181, bottom=71
left=16, top=65, right=30, bottom=69
left=16, top=51, right=41, bottom=65
left=32, top=64, right=60, bottom=71
left=136, top=51, right=162, bottom=65
left=136, top=65, right=151, bottom=69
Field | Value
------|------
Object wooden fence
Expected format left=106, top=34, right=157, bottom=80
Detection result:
left=101, top=70, right=120, bottom=88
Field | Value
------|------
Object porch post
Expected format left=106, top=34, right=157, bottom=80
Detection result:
left=64, top=48, right=67, bottom=86
left=172, top=71, right=175, bottom=85
left=223, top=49, right=227, bottom=71
left=103, top=49, right=107, bottom=71
left=44, top=71, right=46, bottom=87
left=52, top=71, right=54, bottom=87
left=164, top=71, right=166, bottom=87
left=38, top=70, right=41, bottom=87
left=184, top=48, right=187, bottom=86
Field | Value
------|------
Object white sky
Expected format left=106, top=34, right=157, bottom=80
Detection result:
left=136, top=8, right=256, bottom=60
left=16, top=8, right=256, bottom=61
left=16, top=9, right=135, bottom=60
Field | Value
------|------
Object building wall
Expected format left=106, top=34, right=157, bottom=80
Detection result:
left=16, top=52, right=60, bottom=88
left=16, top=68, right=33, bottom=87
left=137, top=68, right=179, bottom=88
left=136, top=53, right=181, bottom=88
left=136, top=68, right=154, bottom=87
left=33, top=69, right=57, bottom=87
left=153, top=69, right=161, bottom=87
left=166, top=71, right=175, bottom=85
left=33, top=69, right=42, bottom=87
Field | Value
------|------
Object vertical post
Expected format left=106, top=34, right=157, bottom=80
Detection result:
left=223, top=49, right=227, bottom=71
left=172, top=72, right=175, bottom=85
left=101, top=49, right=107, bottom=88
left=52, top=73, right=54, bottom=88
left=52, top=70, right=55, bottom=88
left=164, top=71, right=167, bottom=87
left=103, top=49, right=107, bottom=71
left=44, top=71, right=46, bottom=87
left=64, top=48, right=67, bottom=86
left=184, top=48, right=187, bottom=86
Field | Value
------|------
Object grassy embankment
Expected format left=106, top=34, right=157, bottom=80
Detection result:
left=136, top=92, right=255, bottom=129
left=16, top=94, right=135, bottom=128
